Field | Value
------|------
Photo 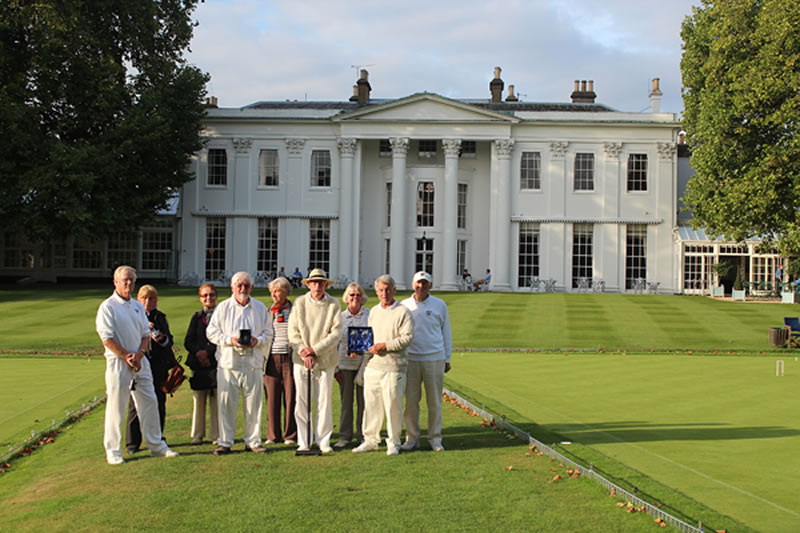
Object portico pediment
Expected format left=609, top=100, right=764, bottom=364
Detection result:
left=333, top=93, right=519, bottom=124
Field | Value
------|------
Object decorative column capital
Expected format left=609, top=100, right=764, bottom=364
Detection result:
left=549, top=141, right=569, bottom=159
left=232, top=137, right=252, bottom=154
left=657, top=142, right=677, bottom=160
left=285, top=138, right=306, bottom=155
left=494, top=138, right=515, bottom=158
left=390, top=137, right=409, bottom=156
left=337, top=137, right=357, bottom=157
left=442, top=139, right=462, bottom=157
left=604, top=142, right=623, bottom=160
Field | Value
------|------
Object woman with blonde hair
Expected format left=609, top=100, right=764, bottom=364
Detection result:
left=334, top=282, right=370, bottom=447
left=264, top=276, right=297, bottom=444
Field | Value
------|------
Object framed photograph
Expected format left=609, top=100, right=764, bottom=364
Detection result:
left=348, top=326, right=373, bottom=354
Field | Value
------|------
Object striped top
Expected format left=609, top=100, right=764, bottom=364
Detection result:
left=270, top=301, right=292, bottom=355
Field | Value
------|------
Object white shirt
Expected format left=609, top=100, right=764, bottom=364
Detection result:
left=401, top=294, right=452, bottom=363
left=96, top=291, right=149, bottom=360
left=207, top=296, right=273, bottom=371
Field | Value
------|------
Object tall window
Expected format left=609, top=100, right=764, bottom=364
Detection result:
left=259, top=149, right=279, bottom=186
left=626, top=225, right=647, bottom=289
left=574, top=153, right=594, bottom=191
left=572, top=224, right=593, bottom=287
left=108, top=232, right=138, bottom=271
left=457, top=183, right=468, bottom=229
left=311, top=150, right=331, bottom=187
left=309, top=219, right=330, bottom=272
left=627, top=154, right=648, bottom=192
left=73, top=240, right=103, bottom=269
left=385, top=182, right=392, bottom=227
left=460, top=141, right=476, bottom=158
left=205, top=218, right=226, bottom=280
left=379, top=139, right=391, bottom=157
left=258, top=218, right=278, bottom=273
left=417, top=182, right=434, bottom=227
left=2, top=232, right=34, bottom=268
left=418, top=140, right=437, bottom=158
left=385, top=238, right=391, bottom=274
left=142, top=221, right=173, bottom=271
left=416, top=238, right=434, bottom=274
left=518, top=223, right=540, bottom=287
left=457, top=240, right=467, bottom=276
left=208, top=149, right=227, bottom=186
left=521, top=152, right=541, bottom=190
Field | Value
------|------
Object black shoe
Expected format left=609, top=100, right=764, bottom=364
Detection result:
left=213, top=446, right=231, bottom=456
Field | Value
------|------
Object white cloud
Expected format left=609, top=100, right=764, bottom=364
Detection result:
left=187, top=0, right=698, bottom=114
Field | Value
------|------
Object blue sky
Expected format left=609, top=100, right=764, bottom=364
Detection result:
left=187, top=0, right=699, bottom=115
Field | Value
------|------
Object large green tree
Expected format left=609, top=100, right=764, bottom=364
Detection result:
left=0, top=0, right=208, bottom=243
left=681, top=0, right=800, bottom=254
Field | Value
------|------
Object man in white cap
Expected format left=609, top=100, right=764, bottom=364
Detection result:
left=206, top=271, right=272, bottom=455
left=288, top=268, right=342, bottom=453
left=401, top=271, right=452, bottom=451
left=95, top=265, right=178, bottom=465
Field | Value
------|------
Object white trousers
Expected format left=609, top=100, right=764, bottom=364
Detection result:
left=104, top=357, right=167, bottom=460
left=293, top=364, right=334, bottom=450
left=217, top=367, right=263, bottom=449
left=191, top=388, right=219, bottom=442
left=362, top=366, right=406, bottom=448
left=404, top=359, right=444, bottom=445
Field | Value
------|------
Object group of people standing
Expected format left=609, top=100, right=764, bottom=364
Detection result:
left=96, top=265, right=452, bottom=464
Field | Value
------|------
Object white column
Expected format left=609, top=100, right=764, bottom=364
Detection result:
left=337, top=137, right=357, bottom=280
left=389, top=138, right=409, bottom=289
left=603, top=142, right=622, bottom=219
left=232, top=138, right=253, bottom=273
left=441, top=139, right=461, bottom=290
left=491, top=139, right=514, bottom=292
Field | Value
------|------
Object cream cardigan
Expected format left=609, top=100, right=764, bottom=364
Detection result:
left=288, top=292, right=343, bottom=370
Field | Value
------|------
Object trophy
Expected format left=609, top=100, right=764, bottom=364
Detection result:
left=238, top=329, right=252, bottom=346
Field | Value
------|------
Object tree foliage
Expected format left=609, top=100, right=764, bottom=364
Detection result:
left=681, top=0, right=800, bottom=254
left=0, top=0, right=208, bottom=242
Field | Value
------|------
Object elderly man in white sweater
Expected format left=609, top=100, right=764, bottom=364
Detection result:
left=400, top=271, right=452, bottom=452
left=353, top=274, right=414, bottom=456
left=288, top=268, right=342, bottom=453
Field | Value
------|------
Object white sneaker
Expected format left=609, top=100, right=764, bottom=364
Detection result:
left=386, top=444, right=400, bottom=456
left=334, top=440, right=349, bottom=448
left=430, top=440, right=445, bottom=452
left=320, top=446, right=334, bottom=454
left=284, top=439, right=296, bottom=445
left=107, top=455, right=125, bottom=465
left=400, top=439, right=418, bottom=451
left=352, top=442, right=378, bottom=454
left=150, top=447, right=179, bottom=458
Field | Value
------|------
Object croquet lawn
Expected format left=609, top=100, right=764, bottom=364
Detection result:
left=446, top=351, right=800, bottom=532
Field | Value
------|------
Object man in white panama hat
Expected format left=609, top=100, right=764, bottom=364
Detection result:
left=288, top=268, right=342, bottom=453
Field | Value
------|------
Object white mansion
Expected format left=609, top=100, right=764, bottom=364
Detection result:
left=0, top=69, right=783, bottom=293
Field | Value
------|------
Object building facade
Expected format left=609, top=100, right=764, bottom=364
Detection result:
left=3, top=69, right=777, bottom=294
left=176, top=71, right=683, bottom=292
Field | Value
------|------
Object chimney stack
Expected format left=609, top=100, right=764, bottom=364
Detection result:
left=356, top=69, right=371, bottom=105
left=204, top=96, right=218, bottom=107
left=349, top=84, right=358, bottom=102
left=570, top=79, right=596, bottom=104
left=490, top=66, right=504, bottom=103
left=506, top=84, right=519, bottom=102
left=649, top=77, right=662, bottom=113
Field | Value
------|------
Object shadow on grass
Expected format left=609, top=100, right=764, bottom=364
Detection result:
left=511, top=420, right=800, bottom=444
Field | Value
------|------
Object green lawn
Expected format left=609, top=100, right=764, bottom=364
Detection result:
left=2, top=283, right=797, bottom=531
left=446, top=351, right=800, bottom=532
left=0, top=381, right=658, bottom=533
left=0, top=357, right=105, bottom=448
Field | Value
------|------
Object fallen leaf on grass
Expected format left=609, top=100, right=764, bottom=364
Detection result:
left=504, top=465, right=513, bottom=471
left=552, top=475, right=562, bottom=482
